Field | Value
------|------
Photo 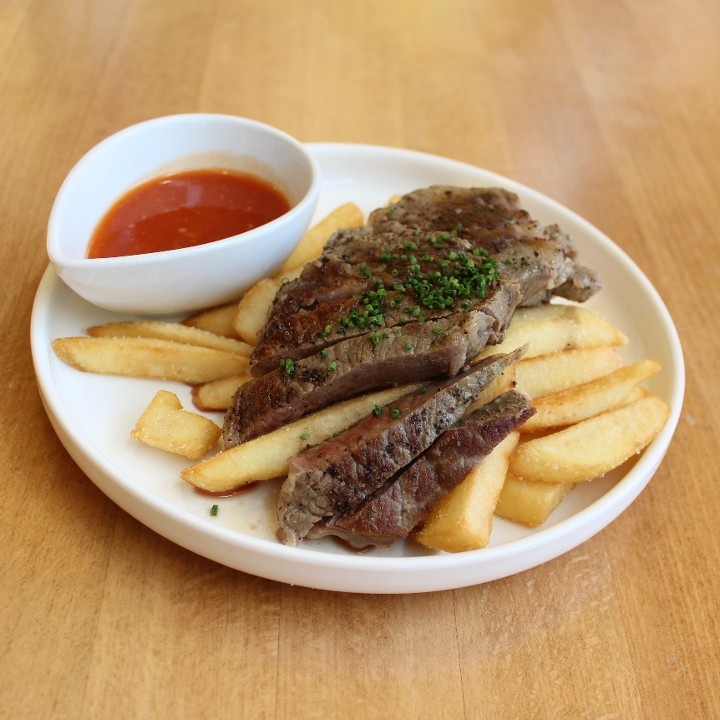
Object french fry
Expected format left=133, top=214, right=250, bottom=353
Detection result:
left=131, top=390, right=221, bottom=459
left=277, top=202, right=364, bottom=273
left=473, top=304, right=628, bottom=363
left=182, top=302, right=242, bottom=339
left=191, top=374, right=251, bottom=412
left=515, top=345, right=622, bottom=399
left=520, top=359, right=661, bottom=433
left=232, top=277, right=280, bottom=345
left=181, top=383, right=421, bottom=492
left=52, top=337, right=248, bottom=383
left=509, top=394, right=671, bottom=483
left=495, top=473, right=574, bottom=527
left=414, top=433, right=519, bottom=552
left=87, top=320, right=252, bottom=356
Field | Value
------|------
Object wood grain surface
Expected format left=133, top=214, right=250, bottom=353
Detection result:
left=2, top=1, right=718, bottom=718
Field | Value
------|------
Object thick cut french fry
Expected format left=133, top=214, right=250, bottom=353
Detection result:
left=520, top=359, right=661, bottom=432
left=191, top=374, right=251, bottom=412
left=515, top=346, right=622, bottom=399
left=473, top=304, right=628, bottom=363
left=509, top=394, right=670, bottom=483
left=87, top=320, right=251, bottom=355
left=232, top=277, right=280, bottom=345
left=414, top=433, right=520, bottom=552
left=182, top=302, right=243, bottom=339
left=181, top=383, right=421, bottom=492
left=494, top=473, right=574, bottom=527
left=277, top=202, right=364, bottom=273
left=52, top=337, right=248, bottom=383
left=131, top=390, right=221, bottom=459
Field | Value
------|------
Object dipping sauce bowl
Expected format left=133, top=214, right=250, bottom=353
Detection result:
left=47, top=114, right=321, bottom=315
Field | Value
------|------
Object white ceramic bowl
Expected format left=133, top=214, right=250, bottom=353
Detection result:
left=47, top=114, right=321, bottom=315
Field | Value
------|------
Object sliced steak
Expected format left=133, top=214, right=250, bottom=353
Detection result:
left=223, top=287, right=518, bottom=445
left=307, top=389, right=535, bottom=548
left=276, top=348, right=524, bottom=546
left=223, top=186, right=601, bottom=446
left=249, top=222, right=504, bottom=376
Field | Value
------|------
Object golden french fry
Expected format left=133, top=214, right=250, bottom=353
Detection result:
left=131, top=390, right=221, bottom=459
left=181, top=383, right=421, bottom=492
left=515, top=345, right=622, bottom=399
left=520, top=359, right=661, bottom=433
left=414, top=433, right=519, bottom=552
left=278, top=202, right=364, bottom=272
left=87, top=320, right=251, bottom=356
left=191, top=374, right=252, bottom=412
left=509, top=394, right=671, bottom=483
left=494, top=473, right=574, bottom=527
left=473, top=304, right=628, bottom=363
left=52, top=337, right=249, bottom=383
left=232, top=277, right=280, bottom=345
left=182, top=302, right=243, bottom=339
left=622, top=386, right=649, bottom=403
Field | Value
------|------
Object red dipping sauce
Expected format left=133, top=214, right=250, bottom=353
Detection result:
left=87, top=169, right=291, bottom=258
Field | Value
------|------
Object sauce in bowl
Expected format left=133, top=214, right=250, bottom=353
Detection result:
left=87, top=169, right=291, bottom=258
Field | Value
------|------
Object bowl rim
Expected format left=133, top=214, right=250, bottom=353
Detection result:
left=47, top=113, right=322, bottom=269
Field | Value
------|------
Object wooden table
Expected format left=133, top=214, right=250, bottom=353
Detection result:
left=2, top=1, right=718, bottom=717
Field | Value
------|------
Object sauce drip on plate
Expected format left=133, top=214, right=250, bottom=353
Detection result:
left=87, top=169, right=291, bottom=258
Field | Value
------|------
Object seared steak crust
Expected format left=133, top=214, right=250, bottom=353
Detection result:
left=307, top=389, right=535, bottom=548
left=276, top=349, right=524, bottom=546
left=223, top=186, right=601, bottom=446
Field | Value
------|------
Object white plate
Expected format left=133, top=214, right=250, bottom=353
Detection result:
left=31, top=143, right=684, bottom=594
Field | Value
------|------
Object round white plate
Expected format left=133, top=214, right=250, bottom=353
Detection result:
left=31, top=143, right=684, bottom=594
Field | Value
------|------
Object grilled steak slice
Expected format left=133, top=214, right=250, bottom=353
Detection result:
left=276, top=348, right=524, bottom=546
left=223, top=287, right=518, bottom=445
left=369, top=188, right=601, bottom=305
left=307, top=390, right=535, bottom=548
left=223, top=186, right=601, bottom=445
